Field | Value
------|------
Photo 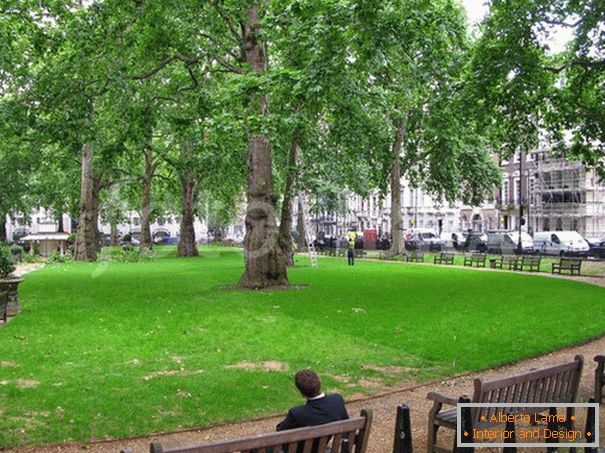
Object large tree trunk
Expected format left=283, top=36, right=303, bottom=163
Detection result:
left=110, top=223, right=119, bottom=246
left=296, top=199, right=305, bottom=248
left=389, top=113, right=409, bottom=257
left=57, top=213, right=64, bottom=233
left=74, top=143, right=99, bottom=261
left=177, top=161, right=199, bottom=257
left=278, top=132, right=299, bottom=267
left=0, top=214, right=6, bottom=242
left=238, top=3, right=289, bottom=289
left=140, top=146, right=154, bottom=250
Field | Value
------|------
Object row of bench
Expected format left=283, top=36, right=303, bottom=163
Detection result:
left=124, top=354, right=603, bottom=453
left=431, top=252, right=582, bottom=275
left=370, top=251, right=584, bottom=275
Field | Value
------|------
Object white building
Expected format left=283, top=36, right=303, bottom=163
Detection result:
left=5, top=208, right=245, bottom=245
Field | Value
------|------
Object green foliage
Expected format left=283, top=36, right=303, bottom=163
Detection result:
left=46, top=252, right=73, bottom=265
left=98, top=247, right=156, bottom=263
left=0, top=244, right=16, bottom=278
left=1, top=252, right=604, bottom=446
left=469, top=0, right=605, bottom=176
left=20, top=253, right=41, bottom=264
left=10, top=244, right=24, bottom=257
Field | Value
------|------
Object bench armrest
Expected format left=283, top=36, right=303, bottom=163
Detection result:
left=595, top=355, right=605, bottom=364
left=426, top=392, right=460, bottom=406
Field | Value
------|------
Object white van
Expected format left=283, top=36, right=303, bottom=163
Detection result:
left=404, top=228, right=443, bottom=251
left=533, top=231, right=590, bottom=256
left=487, top=231, right=534, bottom=254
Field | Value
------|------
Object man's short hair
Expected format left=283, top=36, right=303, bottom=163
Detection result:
left=295, top=369, right=321, bottom=398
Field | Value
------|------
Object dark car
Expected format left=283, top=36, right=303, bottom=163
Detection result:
left=160, top=236, right=179, bottom=245
left=585, top=237, right=605, bottom=259
left=459, top=232, right=488, bottom=252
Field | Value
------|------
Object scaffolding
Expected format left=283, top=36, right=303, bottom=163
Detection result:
left=531, top=152, right=605, bottom=236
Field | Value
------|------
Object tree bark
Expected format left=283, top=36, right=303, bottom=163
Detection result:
left=57, top=213, right=64, bottom=233
left=389, top=113, right=410, bottom=257
left=0, top=214, right=6, bottom=242
left=296, top=198, right=305, bottom=248
left=74, top=143, right=99, bottom=261
left=177, top=147, right=199, bottom=257
left=278, top=131, right=299, bottom=267
left=237, top=2, right=289, bottom=289
left=110, top=223, right=119, bottom=246
left=140, top=146, right=154, bottom=250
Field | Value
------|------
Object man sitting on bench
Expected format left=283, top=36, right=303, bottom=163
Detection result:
left=277, top=369, right=349, bottom=431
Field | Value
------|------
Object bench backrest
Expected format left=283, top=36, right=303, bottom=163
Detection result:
left=440, top=253, right=454, bottom=258
left=560, top=258, right=582, bottom=266
left=471, top=356, right=583, bottom=426
left=149, top=409, right=372, bottom=453
left=521, top=256, right=541, bottom=264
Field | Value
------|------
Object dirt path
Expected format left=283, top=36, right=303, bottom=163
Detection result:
left=4, top=274, right=605, bottom=453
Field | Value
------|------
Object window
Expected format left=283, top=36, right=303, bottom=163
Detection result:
left=133, top=217, right=140, bottom=226
left=503, top=181, right=509, bottom=204
left=514, top=179, right=521, bottom=204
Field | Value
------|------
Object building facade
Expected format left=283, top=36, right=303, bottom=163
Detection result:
left=498, top=150, right=605, bottom=238
left=299, top=151, right=605, bottom=241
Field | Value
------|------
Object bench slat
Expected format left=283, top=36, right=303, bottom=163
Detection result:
left=332, top=433, right=343, bottom=453
left=147, top=411, right=371, bottom=453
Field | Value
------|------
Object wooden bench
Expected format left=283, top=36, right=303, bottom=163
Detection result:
left=433, top=252, right=454, bottom=265
left=595, top=355, right=605, bottom=403
left=427, top=355, right=583, bottom=453
left=130, top=410, right=372, bottom=453
left=463, top=253, right=486, bottom=267
left=500, top=255, right=520, bottom=270
left=0, top=291, right=7, bottom=323
left=518, top=255, right=541, bottom=272
left=404, top=250, right=425, bottom=263
left=552, top=257, right=582, bottom=276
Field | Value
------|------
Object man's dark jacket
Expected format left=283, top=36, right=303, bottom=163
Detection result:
left=276, top=393, right=349, bottom=431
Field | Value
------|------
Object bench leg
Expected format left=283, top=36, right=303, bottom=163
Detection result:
left=427, top=403, right=441, bottom=453
left=503, top=420, right=516, bottom=453
left=546, top=407, right=558, bottom=453
left=595, top=360, right=605, bottom=403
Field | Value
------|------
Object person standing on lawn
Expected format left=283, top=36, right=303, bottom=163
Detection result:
left=347, top=237, right=355, bottom=266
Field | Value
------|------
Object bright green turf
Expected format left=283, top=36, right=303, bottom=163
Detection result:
left=1, top=247, right=604, bottom=446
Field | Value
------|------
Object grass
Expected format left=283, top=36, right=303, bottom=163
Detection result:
left=1, top=246, right=605, bottom=447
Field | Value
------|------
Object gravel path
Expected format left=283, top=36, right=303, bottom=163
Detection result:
left=4, top=272, right=605, bottom=453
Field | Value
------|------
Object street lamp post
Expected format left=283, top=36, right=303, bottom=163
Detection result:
left=517, top=151, right=524, bottom=254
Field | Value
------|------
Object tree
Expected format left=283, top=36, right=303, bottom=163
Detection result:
left=354, top=0, right=501, bottom=256
left=469, top=0, right=604, bottom=176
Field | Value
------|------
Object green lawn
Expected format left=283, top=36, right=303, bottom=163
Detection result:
left=1, top=247, right=604, bottom=447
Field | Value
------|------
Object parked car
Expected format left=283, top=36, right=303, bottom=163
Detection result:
left=458, top=232, right=488, bottom=252
left=160, top=236, right=179, bottom=245
left=585, top=237, right=605, bottom=259
left=533, top=231, right=590, bottom=256
left=440, top=231, right=467, bottom=250
left=404, top=229, right=443, bottom=251
left=487, top=231, right=534, bottom=254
